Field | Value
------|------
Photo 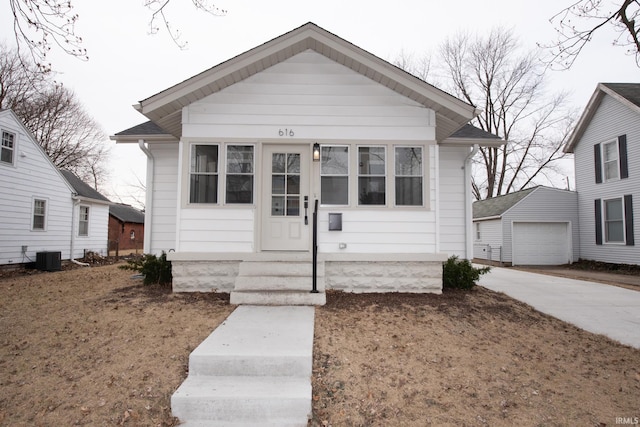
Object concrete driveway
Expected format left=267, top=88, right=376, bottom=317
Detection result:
left=478, top=267, right=640, bottom=349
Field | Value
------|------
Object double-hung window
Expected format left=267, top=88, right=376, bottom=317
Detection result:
left=602, top=140, right=619, bottom=181
left=604, top=198, right=625, bottom=243
left=79, top=206, right=89, bottom=236
left=358, top=146, right=385, bottom=205
left=190, top=144, right=218, bottom=204
left=395, top=147, right=423, bottom=206
left=320, top=146, right=349, bottom=205
left=32, top=199, right=46, bottom=230
left=1, top=130, right=15, bottom=165
left=226, top=145, right=254, bottom=204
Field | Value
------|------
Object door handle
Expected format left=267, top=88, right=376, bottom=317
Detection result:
left=304, top=196, right=309, bottom=225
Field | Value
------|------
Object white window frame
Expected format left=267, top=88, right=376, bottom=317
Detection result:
left=32, top=198, right=47, bottom=231
left=602, top=140, right=620, bottom=182
left=1, top=129, right=16, bottom=166
left=320, top=145, right=350, bottom=206
left=78, top=205, right=90, bottom=236
left=357, top=145, right=386, bottom=206
left=603, top=197, right=625, bottom=244
left=225, top=144, right=255, bottom=205
left=475, top=222, right=481, bottom=241
left=189, top=143, right=220, bottom=204
left=394, top=146, right=425, bottom=207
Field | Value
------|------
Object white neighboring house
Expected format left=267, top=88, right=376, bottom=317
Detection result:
left=564, top=83, right=638, bottom=266
left=472, top=186, right=579, bottom=266
left=0, top=109, right=110, bottom=267
left=112, top=23, right=504, bottom=302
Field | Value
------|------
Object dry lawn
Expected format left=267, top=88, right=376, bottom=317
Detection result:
left=0, top=263, right=639, bottom=426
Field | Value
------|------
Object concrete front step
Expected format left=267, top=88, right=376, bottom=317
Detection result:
left=230, top=290, right=326, bottom=306
left=171, top=375, right=311, bottom=424
left=234, top=275, right=325, bottom=292
left=238, top=260, right=325, bottom=277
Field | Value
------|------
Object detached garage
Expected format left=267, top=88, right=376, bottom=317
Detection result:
left=473, top=186, right=579, bottom=266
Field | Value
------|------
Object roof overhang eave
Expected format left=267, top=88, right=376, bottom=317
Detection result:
left=109, top=134, right=178, bottom=144
left=441, top=137, right=506, bottom=148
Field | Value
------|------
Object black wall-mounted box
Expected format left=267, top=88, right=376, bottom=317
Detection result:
left=328, top=213, right=342, bottom=231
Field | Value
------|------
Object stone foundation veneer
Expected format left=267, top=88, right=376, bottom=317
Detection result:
left=168, top=252, right=447, bottom=294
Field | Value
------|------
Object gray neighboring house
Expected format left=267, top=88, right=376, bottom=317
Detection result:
left=564, top=83, right=638, bottom=266
left=473, top=186, right=579, bottom=266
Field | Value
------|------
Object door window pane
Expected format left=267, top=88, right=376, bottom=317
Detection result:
left=271, top=153, right=301, bottom=216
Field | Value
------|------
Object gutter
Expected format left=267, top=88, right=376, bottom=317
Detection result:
left=463, top=144, right=479, bottom=260
left=138, top=139, right=154, bottom=253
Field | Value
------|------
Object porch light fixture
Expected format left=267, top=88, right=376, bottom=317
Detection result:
left=313, top=143, right=321, bottom=162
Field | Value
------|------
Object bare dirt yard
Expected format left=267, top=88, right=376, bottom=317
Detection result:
left=1, top=262, right=639, bottom=426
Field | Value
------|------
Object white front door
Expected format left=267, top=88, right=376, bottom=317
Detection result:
left=261, top=144, right=311, bottom=251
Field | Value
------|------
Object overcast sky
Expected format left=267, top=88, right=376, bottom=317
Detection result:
left=0, top=0, right=638, bottom=207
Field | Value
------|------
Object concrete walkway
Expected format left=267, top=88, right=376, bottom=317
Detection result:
left=479, top=267, right=640, bottom=349
left=172, top=305, right=315, bottom=426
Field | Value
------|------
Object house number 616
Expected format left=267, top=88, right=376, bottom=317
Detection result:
left=278, top=128, right=295, bottom=137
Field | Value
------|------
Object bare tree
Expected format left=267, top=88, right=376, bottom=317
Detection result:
left=545, top=0, right=640, bottom=69
left=438, top=28, right=576, bottom=200
left=0, top=45, right=109, bottom=189
left=8, top=0, right=226, bottom=70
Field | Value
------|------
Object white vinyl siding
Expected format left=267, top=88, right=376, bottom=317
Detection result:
left=178, top=208, right=254, bottom=252
left=473, top=219, right=503, bottom=262
left=182, top=51, right=435, bottom=142
left=148, top=142, right=179, bottom=255
left=71, top=202, right=108, bottom=258
left=574, top=94, right=639, bottom=264
left=0, top=111, right=74, bottom=264
left=438, top=146, right=468, bottom=258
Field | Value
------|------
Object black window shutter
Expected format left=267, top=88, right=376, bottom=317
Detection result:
left=618, top=135, right=629, bottom=179
left=594, top=144, right=603, bottom=184
left=595, top=199, right=603, bottom=245
left=624, top=195, right=634, bottom=246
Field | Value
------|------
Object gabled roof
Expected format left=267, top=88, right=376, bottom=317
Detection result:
left=473, top=187, right=537, bottom=219
left=132, top=22, right=480, bottom=142
left=60, top=170, right=111, bottom=204
left=109, top=203, right=144, bottom=224
left=564, top=82, right=640, bottom=153
left=442, top=124, right=505, bottom=147
left=110, top=121, right=176, bottom=143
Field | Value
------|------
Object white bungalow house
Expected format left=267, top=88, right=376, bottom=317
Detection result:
left=473, top=186, right=579, bottom=266
left=112, top=23, right=504, bottom=303
left=0, top=109, right=110, bottom=267
left=564, top=83, right=638, bottom=265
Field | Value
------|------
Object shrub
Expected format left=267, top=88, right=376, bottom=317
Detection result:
left=120, top=252, right=172, bottom=286
left=442, top=256, right=490, bottom=290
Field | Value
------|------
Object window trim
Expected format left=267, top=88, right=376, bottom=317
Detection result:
left=224, top=144, right=255, bottom=205
left=603, top=197, right=625, bottom=244
left=78, top=205, right=90, bottom=237
left=394, top=145, right=425, bottom=207
left=357, top=145, right=387, bottom=206
left=188, top=142, right=220, bottom=205
left=320, top=144, right=350, bottom=207
left=602, top=140, right=620, bottom=182
left=475, top=222, right=481, bottom=241
left=1, top=129, right=16, bottom=166
left=32, top=198, right=47, bottom=231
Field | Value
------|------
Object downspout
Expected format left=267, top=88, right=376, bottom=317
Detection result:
left=138, top=139, right=154, bottom=253
left=70, top=197, right=90, bottom=267
left=464, top=144, right=479, bottom=260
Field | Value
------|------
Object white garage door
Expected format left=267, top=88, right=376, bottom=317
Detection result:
left=512, top=222, right=570, bottom=266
